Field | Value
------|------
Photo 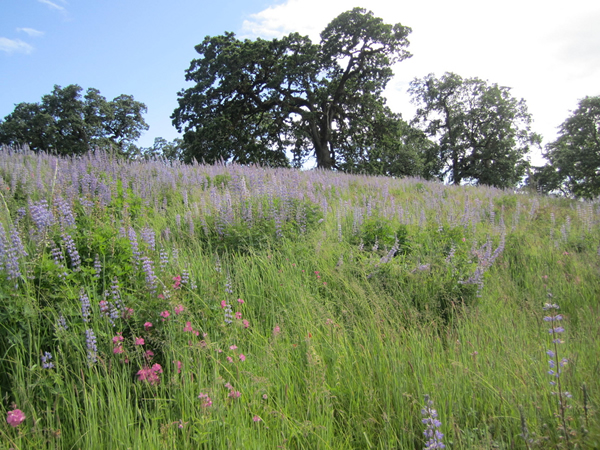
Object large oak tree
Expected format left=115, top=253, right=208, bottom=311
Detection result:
left=172, top=8, right=412, bottom=169
left=409, top=72, right=540, bottom=188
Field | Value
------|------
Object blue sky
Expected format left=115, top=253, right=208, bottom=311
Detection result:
left=2, top=0, right=599, bottom=165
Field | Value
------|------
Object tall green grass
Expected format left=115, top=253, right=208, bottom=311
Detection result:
left=0, top=147, right=598, bottom=449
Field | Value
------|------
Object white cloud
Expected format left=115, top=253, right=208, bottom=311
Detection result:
left=16, top=27, right=45, bottom=38
left=37, top=0, right=67, bottom=12
left=239, top=0, right=600, bottom=162
left=0, top=37, right=34, bottom=54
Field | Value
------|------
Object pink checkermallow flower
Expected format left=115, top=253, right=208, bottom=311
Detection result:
left=7, top=409, right=26, bottom=427
left=228, top=390, right=241, bottom=398
left=226, top=356, right=234, bottom=363
left=112, top=333, right=124, bottom=344
left=220, top=300, right=227, bottom=309
left=239, top=354, right=246, bottom=362
left=160, top=310, right=170, bottom=321
left=235, top=311, right=242, bottom=319
left=135, top=337, right=145, bottom=346
left=184, top=321, right=193, bottom=332
left=144, top=322, right=153, bottom=330
left=253, top=415, right=261, bottom=422
left=173, top=360, right=182, bottom=373
left=237, top=298, right=245, bottom=304
left=174, top=304, right=184, bottom=315
left=173, top=275, right=182, bottom=289
left=242, top=319, right=250, bottom=329
left=273, top=325, right=281, bottom=336
left=113, top=345, right=124, bottom=354
left=229, top=345, right=237, bottom=350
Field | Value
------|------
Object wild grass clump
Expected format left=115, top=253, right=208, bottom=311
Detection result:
left=0, top=146, right=599, bottom=448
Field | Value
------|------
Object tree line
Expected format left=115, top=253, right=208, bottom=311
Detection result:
left=1, top=8, right=599, bottom=198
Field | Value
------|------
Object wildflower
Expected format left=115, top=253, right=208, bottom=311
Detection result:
left=262, top=394, right=268, bottom=400
left=80, top=289, right=91, bottom=323
left=135, top=337, right=145, bottom=346
left=421, top=395, right=445, bottom=449
left=184, top=321, right=193, bottom=332
left=160, top=310, right=170, bottom=320
left=273, top=325, right=281, bottom=336
left=137, top=365, right=161, bottom=386
left=173, top=360, right=182, bottom=373
left=56, top=314, right=68, bottom=331
left=112, top=333, right=124, bottom=344
left=239, top=354, right=246, bottom=362
left=229, top=390, right=241, bottom=398
left=113, top=346, right=124, bottom=354
left=174, top=304, right=184, bottom=315
left=235, top=311, right=242, bottom=319
left=41, top=351, right=54, bottom=369
left=172, top=275, right=182, bottom=289
left=198, top=393, right=212, bottom=407
left=237, top=298, right=245, bottom=304
left=242, top=320, right=250, bottom=329
left=7, top=409, right=26, bottom=427
left=85, top=328, right=98, bottom=364
left=144, top=322, right=153, bottom=330
left=220, top=300, right=227, bottom=309
left=253, top=415, right=261, bottom=422
left=145, top=350, right=154, bottom=359
left=122, top=308, right=134, bottom=320
left=227, top=356, right=234, bottom=363
left=229, top=345, right=237, bottom=350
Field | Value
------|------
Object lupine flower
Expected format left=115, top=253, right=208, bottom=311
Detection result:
left=7, top=409, right=26, bottom=427
left=41, top=351, right=54, bottom=369
left=56, top=313, right=68, bottom=331
left=93, top=254, right=102, bottom=278
left=85, top=328, right=98, bottom=364
left=421, top=395, right=445, bottom=449
left=142, top=256, right=158, bottom=293
left=80, top=289, right=91, bottom=322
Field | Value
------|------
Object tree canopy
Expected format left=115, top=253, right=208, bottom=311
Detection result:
left=530, top=96, right=600, bottom=199
left=0, top=84, right=148, bottom=156
left=409, top=72, right=540, bottom=188
left=172, top=8, right=412, bottom=170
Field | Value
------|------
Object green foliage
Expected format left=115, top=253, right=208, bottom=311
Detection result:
left=352, top=216, right=410, bottom=254
left=0, top=84, right=148, bottom=156
left=409, top=72, right=541, bottom=187
left=531, top=96, right=600, bottom=199
left=172, top=8, right=412, bottom=170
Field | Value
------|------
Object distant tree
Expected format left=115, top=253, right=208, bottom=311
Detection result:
left=531, top=96, right=600, bottom=199
left=337, top=112, right=437, bottom=178
left=172, top=8, right=412, bottom=170
left=409, top=72, right=540, bottom=188
left=138, top=137, right=184, bottom=162
left=0, top=84, right=148, bottom=156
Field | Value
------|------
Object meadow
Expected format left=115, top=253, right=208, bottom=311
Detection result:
left=0, top=146, right=598, bottom=449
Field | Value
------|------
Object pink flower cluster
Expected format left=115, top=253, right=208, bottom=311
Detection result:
left=198, top=392, right=212, bottom=408
left=137, top=363, right=163, bottom=386
left=7, top=409, right=25, bottom=427
left=224, top=382, right=241, bottom=398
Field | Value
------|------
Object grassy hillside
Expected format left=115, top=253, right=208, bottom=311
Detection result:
left=0, top=146, right=598, bottom=449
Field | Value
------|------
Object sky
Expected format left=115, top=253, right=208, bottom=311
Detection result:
left=1, top=0, right=599, bottom=166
